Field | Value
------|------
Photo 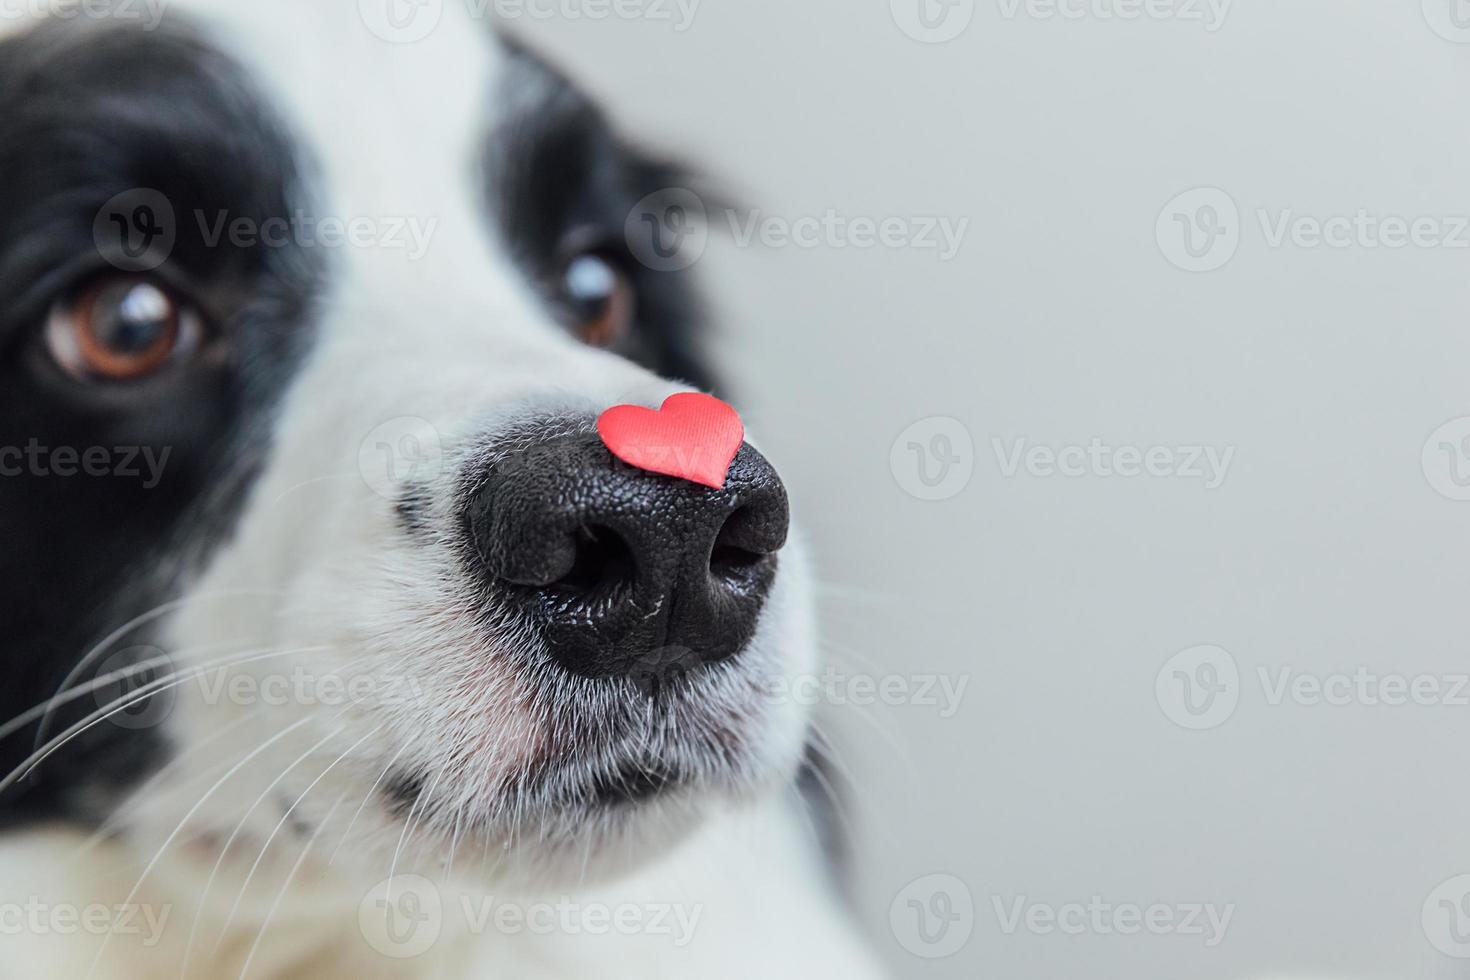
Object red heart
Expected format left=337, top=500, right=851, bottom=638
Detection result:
left=596, top=393, right=744, bottom=489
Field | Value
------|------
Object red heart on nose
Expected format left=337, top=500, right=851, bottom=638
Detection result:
left=596, top=393, right=744, bottom=490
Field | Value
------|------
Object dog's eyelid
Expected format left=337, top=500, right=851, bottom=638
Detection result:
left=553, top=224, right=625, bottom=268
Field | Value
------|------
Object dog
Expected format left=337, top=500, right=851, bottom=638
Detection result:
left=0, top=2, right=881, bottom=977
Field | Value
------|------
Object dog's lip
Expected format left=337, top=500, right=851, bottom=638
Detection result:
left=587, top=758, right=681, bottom=807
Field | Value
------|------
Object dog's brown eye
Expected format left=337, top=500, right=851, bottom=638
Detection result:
left=562, top=253, right=634, bottom=348
left=45, top=278, right=198, bottom=381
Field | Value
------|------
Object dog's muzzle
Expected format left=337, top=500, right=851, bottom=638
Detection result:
left=463, top=426, right=789, bottom=681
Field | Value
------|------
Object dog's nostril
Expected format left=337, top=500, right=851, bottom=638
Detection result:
left=709, top=543, right=764, bottom=577
left=709, top=507, right=772, bottom=582
left=552, top=526, right=637, bottom=595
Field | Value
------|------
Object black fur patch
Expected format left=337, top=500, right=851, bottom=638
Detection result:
left=0, top=17, right=323, bottom=825
left=487, top=36, right=717, bottom=391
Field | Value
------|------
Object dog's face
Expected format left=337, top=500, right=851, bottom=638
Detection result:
left=0, top=1, right=816, bottom=886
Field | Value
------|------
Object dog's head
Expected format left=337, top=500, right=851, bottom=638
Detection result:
left=0, top=0, right=817, bottom=885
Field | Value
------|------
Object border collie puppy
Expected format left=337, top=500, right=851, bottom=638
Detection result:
left=0, top=2, right=880, bottom=976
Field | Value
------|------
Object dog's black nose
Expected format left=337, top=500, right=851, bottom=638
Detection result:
left=465, top=429, right=789, bottom=681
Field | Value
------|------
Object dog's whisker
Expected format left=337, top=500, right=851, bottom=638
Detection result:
left=235, top=790, right=348, bottom=980
left=67, top=709, right=264, bottom=866
left=803, top=721, right=910, bottom=852
left=267, top=472, right=361, bottom=508
left=32, top=588, right=292, bottom=749
left=326, top=738, right=414, bottom=869
left=811, top=580, right=909, bottom=609
left=211, top=724, right=383, bottom=957
left=804, top=717, right=898, bottom=805
left=175, top=676, right=381, bottom=978
left=82, top=716, right=316, bottom=980
left=443, top=799, right=465, bottom=884
left=177, top=723, right=348, bottom=975
left=0, top=645, right=336, bottom=799
left=3, top=637, right=313, bottom=745
left=794, top=740, right=863, bottom=851
left=385, top=766, right=444, bottom=904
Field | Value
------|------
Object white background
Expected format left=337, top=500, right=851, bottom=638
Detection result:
left=522, top=2, right=1470, bottom=977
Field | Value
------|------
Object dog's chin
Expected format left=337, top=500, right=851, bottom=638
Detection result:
left=479, top=786, right=727, bottom=887
left=375, top=670, right=810, bottom=888
left=384, top=755, right=786, bottom=889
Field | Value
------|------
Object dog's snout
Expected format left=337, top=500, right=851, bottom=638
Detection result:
left=465, top=427, right=789, bottom=680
